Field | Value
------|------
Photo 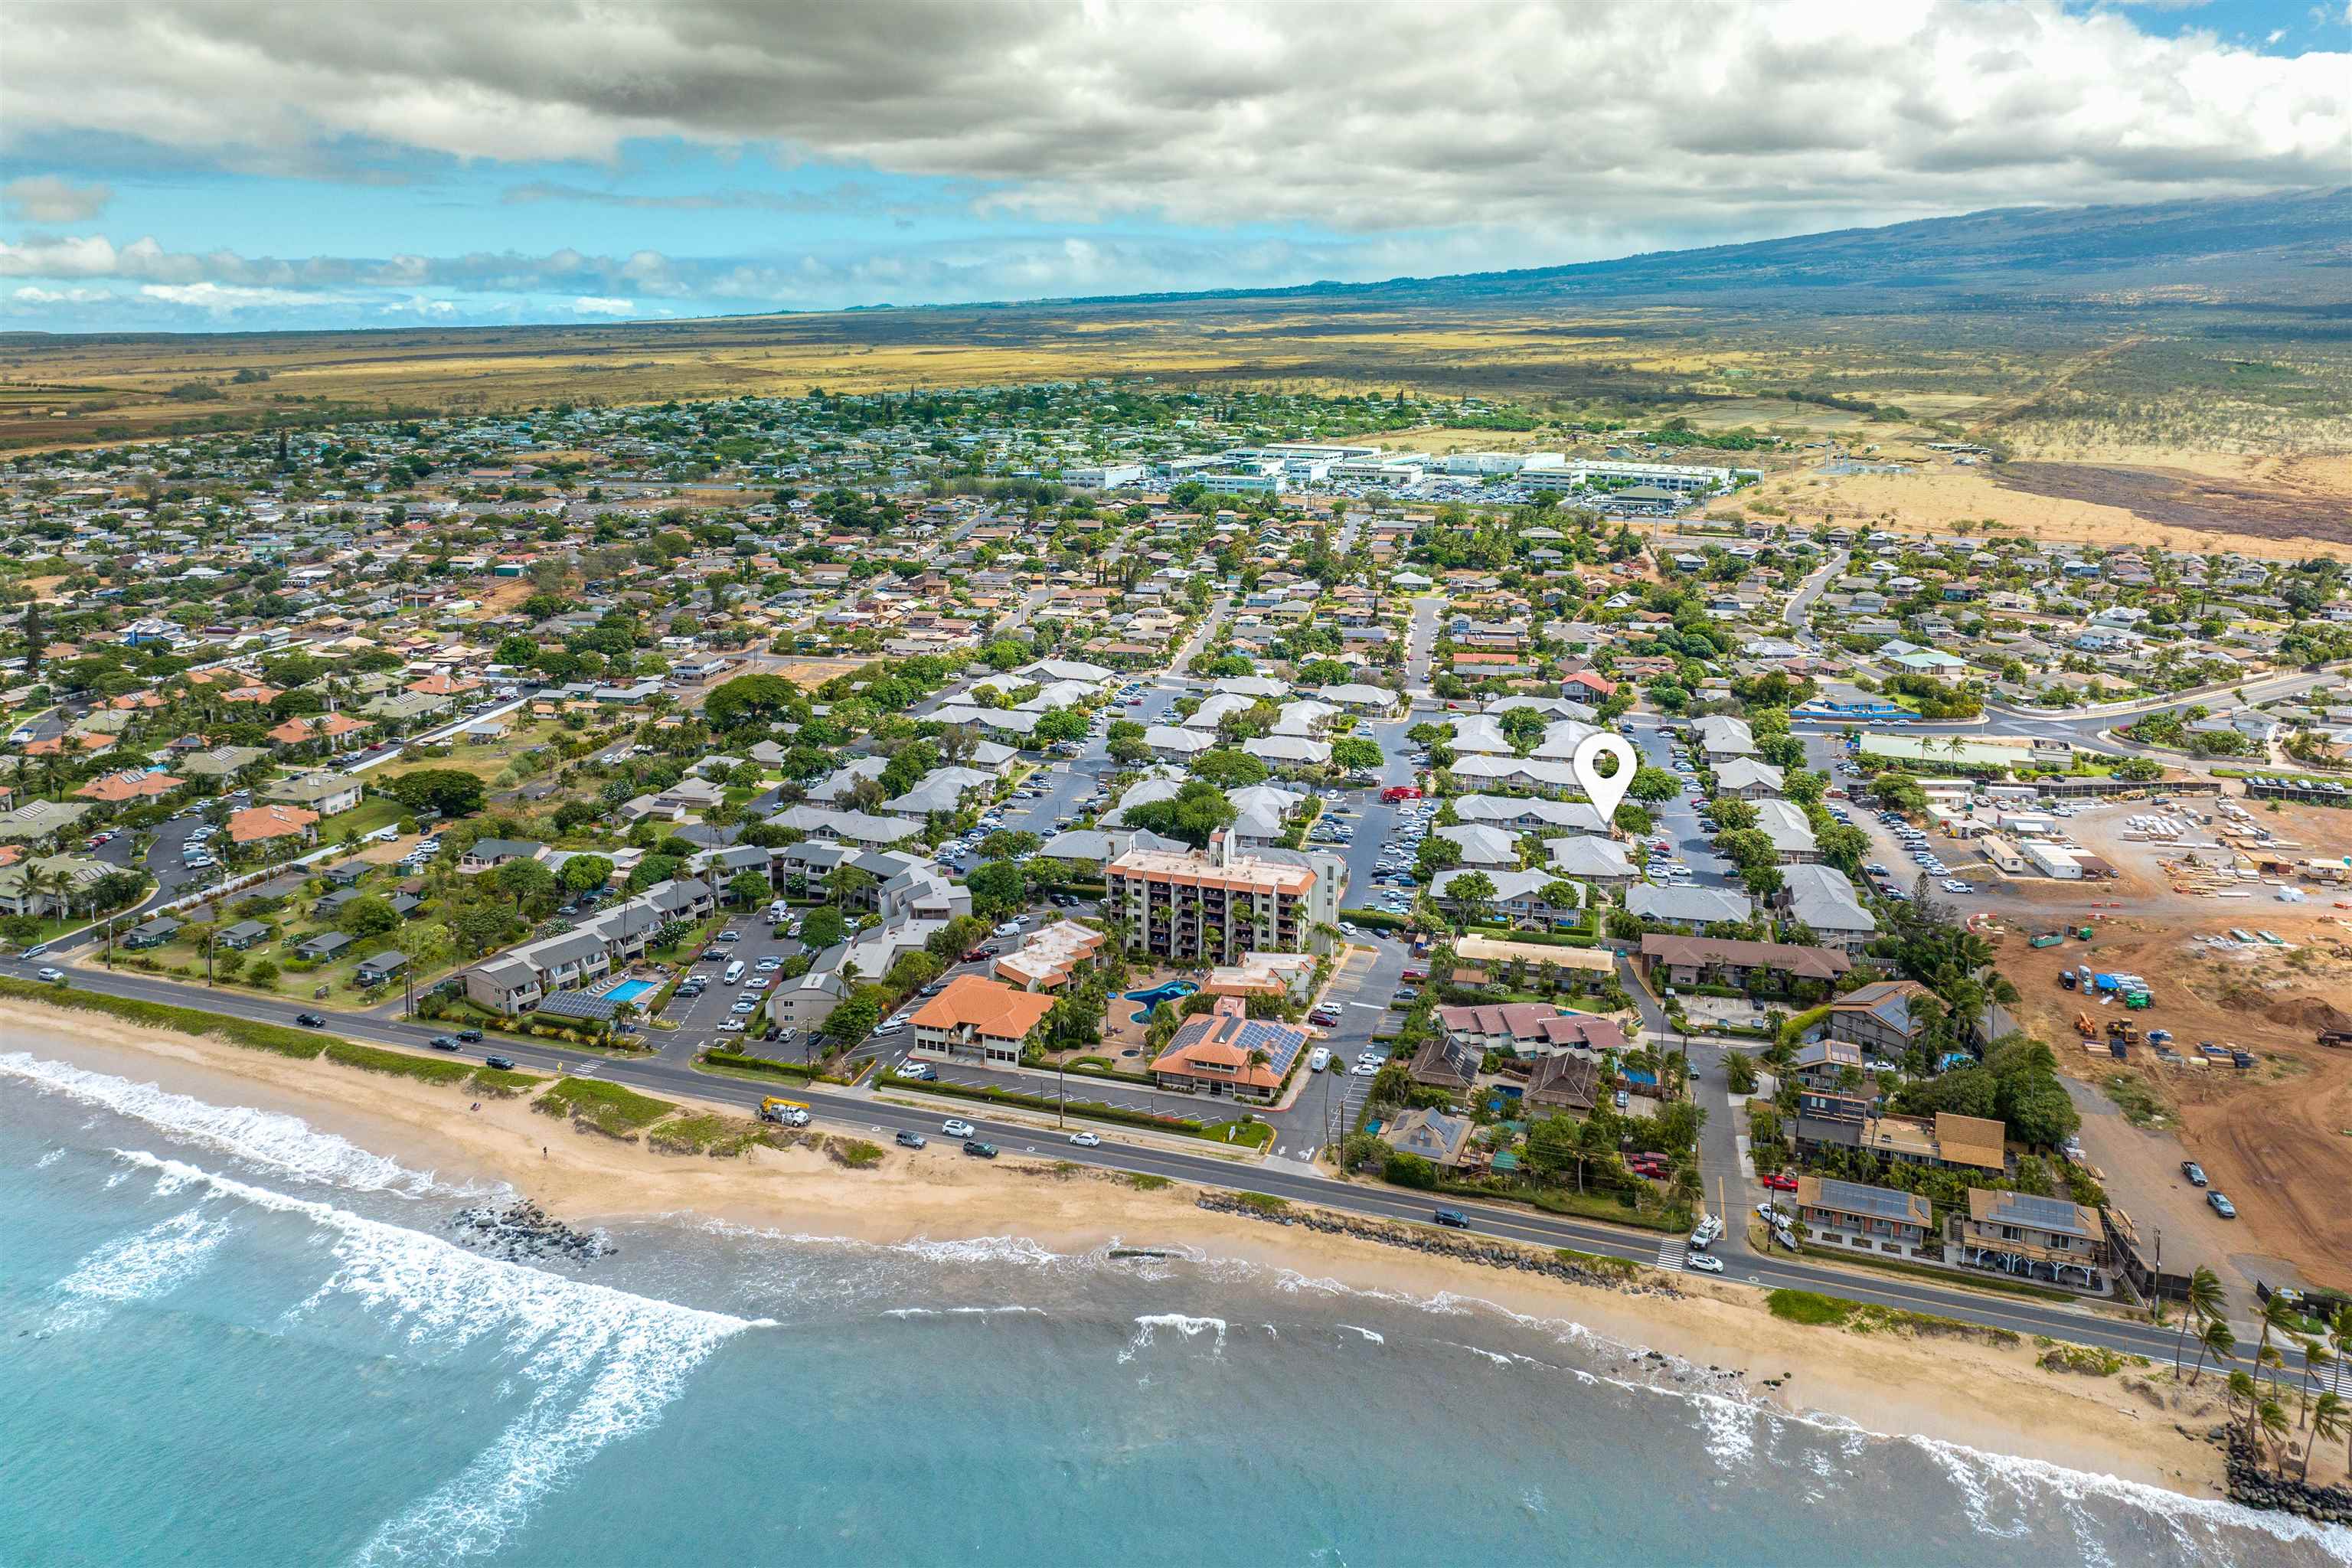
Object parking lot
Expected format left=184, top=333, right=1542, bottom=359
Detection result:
left=655, top=914, right=804, bottom=1063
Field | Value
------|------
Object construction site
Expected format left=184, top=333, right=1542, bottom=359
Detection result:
left=1992, top=909, right=2352, bottom=1295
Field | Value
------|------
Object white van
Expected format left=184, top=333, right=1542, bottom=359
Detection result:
left=722, top=959, right=746, bottom=986
left=766, top=899, right=789, bottom=923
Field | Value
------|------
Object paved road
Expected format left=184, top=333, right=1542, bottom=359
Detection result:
left=1782, top=550, right=1846, bottom=649
left=5, top=949, right=2285, bottom=1367
left=1403, top=595, right=1444, bottom=694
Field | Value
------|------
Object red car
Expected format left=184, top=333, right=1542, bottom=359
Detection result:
left=1761, top=1172, right=1798, bottom=1192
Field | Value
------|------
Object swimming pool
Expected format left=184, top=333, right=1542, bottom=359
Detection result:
left=1122, top=979, right=1197, bottom=1023
left=604, top=979, right=657, bottom=1003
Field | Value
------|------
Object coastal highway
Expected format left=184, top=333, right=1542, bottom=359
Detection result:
left=5, top=953, right=2278, bottom=1367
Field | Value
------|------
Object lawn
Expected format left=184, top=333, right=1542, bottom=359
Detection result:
left=316, top=798, right=404, bottom=843
left=372, top=720, right=569, bottom=786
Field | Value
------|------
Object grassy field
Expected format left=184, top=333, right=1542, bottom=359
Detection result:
left=534, top=1076, right=677, bottom=1138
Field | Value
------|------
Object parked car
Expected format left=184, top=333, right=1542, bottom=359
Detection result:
left=962, top=1140, right=998, bottom=1159
left=1760, top=1171, right=1798, bottom=1192
left=895, top=1130, right=927, bottom=1149
left=2181, top=1161, right=2207, bottom=1186
left=2207, top=1191, right=2237, bottom=1220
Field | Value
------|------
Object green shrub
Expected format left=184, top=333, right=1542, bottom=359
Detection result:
left=1383, top=1150, right=1438, bottom=1189
left=826, top=1137, right=884, bottom=1169
left=323, top=1040, right=474, bottom=1086
left=0, top=978, right=325, bottom=1058
left=534, top=1076, right=676, bottom=1138
left=469, top=1067, right=541, bottom=1098
left=1235, top=1191, right=1288, bottom=1213
left=1767, top=1289, right=1857, bottom=1326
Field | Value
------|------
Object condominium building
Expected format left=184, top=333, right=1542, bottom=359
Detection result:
left=1103, top=831, right=1326, bottom=963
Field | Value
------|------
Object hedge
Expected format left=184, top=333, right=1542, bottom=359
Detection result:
left=1340, top=908, right=1411, bottom=931
left=1464, top=923, right=1600, bottom=949
left=0, top=978, right=326, bottom=1058
left=701, top=1048, right=854, bottom=1086
left=883, top=1074, right=1260, bottom=1142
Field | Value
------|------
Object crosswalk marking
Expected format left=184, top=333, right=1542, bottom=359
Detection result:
left=1656, top=1240, right=1686, bottom=1271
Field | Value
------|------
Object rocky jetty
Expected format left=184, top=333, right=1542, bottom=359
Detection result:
left=1195, top=1192, right=1681, bottom=1299
left=2225, top=1433, right=2352, bottom=1523
left=449, top=1199, right=612, bottom=1266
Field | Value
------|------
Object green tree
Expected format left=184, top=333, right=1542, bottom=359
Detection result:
left=1123, top=780, right=1238, bottom=848
left=800, top=905, right=848, bottom=948
left=492, top=855, right=560, bottom=916
left=965, top=859, right=1030, bottom=918
left=1189, top=748, right=1269, bottom=789
left=558, top=854, right=613, bottom=893
left=1329, top=737, right=1384, bottom=774
left=385, top=769, right=485, bottom=818
left=727, top=870, right=773, bottom=907
left=336, top=894, right=399, bottom=938
left=1383, top=1149, right=1438, bottom=1189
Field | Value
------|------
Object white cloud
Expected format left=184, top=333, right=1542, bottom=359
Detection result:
left=137, top=282, right=338, bottom=312
left=2, top=175, right=113, bottom=222
left=570, top=295, right=633, bottom=315
left=10, top=284, right=113, bottom=305
left=5, top=2, right=2347, bottom=249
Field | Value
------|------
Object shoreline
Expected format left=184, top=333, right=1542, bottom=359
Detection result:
left=0, top=999, right=2266, bottom=1505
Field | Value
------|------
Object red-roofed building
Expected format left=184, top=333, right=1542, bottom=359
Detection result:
left=227, top=802, right=318, bottom=848
left=75, top=769, right=181, bottom=803
left=908, top=975, right=1057, bottom=1068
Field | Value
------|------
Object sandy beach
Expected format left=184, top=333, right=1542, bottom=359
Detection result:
left=2, top=999, right=2262, bottom=1501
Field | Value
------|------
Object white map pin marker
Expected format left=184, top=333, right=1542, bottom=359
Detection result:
left=1572, top=731, right=1639, bottom=822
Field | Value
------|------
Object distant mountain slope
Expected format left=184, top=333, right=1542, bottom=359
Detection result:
left=1035, top=188, right=2352, bottom=312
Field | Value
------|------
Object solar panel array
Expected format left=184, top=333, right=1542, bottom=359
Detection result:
left=1988, top=1191, right=2086, bottom=1235
left=1817, top=1178, right=1925, bottom=1223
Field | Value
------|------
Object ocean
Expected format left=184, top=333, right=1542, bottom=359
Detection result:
left=4, top=1047, right=2346, bottom=1568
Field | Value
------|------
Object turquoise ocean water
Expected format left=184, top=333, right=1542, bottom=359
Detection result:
left=5, top=1047, right=2347, bottom=1568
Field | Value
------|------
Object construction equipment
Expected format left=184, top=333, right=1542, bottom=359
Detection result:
left=2105, top=1018, right=2141, bottom=1049
left=2074, top=925, right=2096, bottom=940
left=2075, top=1011, right=2099, bottom=1040
left=759, top=1097, right=812, bottom=1127
left=2320, top=1030, right=2352, bottom=1049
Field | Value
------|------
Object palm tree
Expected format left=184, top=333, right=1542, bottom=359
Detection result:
left=2331, top=1304, right=2352, bottom=1400
left=2306, top=1392, right=2347, bottom=1483
left=2256, top=1396, right=2292, bottom=1472
left=2191, top=1318, right=2236, bottom=1387
left=2177, top=1265, right=2226, bottom=1377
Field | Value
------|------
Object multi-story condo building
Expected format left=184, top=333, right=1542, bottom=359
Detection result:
left=1103, top=832, right=1325, bottom=963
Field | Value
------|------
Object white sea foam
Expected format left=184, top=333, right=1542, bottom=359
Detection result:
left=1337, top=1324, right=1384, bottom=1344
left=2, top=1051, right=482, bottom=1198
left=104, top=1152, right=764, bottom=1567
left=881, top=1305, right=1044, bottom=1320
left=44, top=1204, right=235, bottom=1331
left=1119, top=1313, right=1227, bottom=1364
left=34, top=1147, right=64, bottom=1168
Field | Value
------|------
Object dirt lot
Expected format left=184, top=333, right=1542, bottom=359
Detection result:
left=1763, top=454, right=2352, bottom=560
left=1995, top=914, right=2352, bottom=1292
left=1994, top=460, right=2352, bottom=547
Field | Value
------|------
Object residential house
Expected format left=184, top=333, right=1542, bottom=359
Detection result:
left=907, top=975, right=1057, bottom=1069
left=1795, top=1176, right=1937, bottom=1260
left=1148, top=997, right=1308, bottom=1102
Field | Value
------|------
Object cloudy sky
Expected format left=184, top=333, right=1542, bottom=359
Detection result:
left=3, top=0, right=2347, bottom=332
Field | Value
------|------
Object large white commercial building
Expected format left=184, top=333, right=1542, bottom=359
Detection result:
left=1521, top=459, right=1739, bottom=497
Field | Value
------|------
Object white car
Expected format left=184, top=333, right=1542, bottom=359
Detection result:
left=715, top=1019, right=747, bottom=1033
left=1351, top=1060, right=1380, bottom=1076
left=942, top=1119, right=976, bottom=1138
left=1686, top=1252, right=1725, bottom=1274
left=1067, top=1131, right=1101, bottom=1148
